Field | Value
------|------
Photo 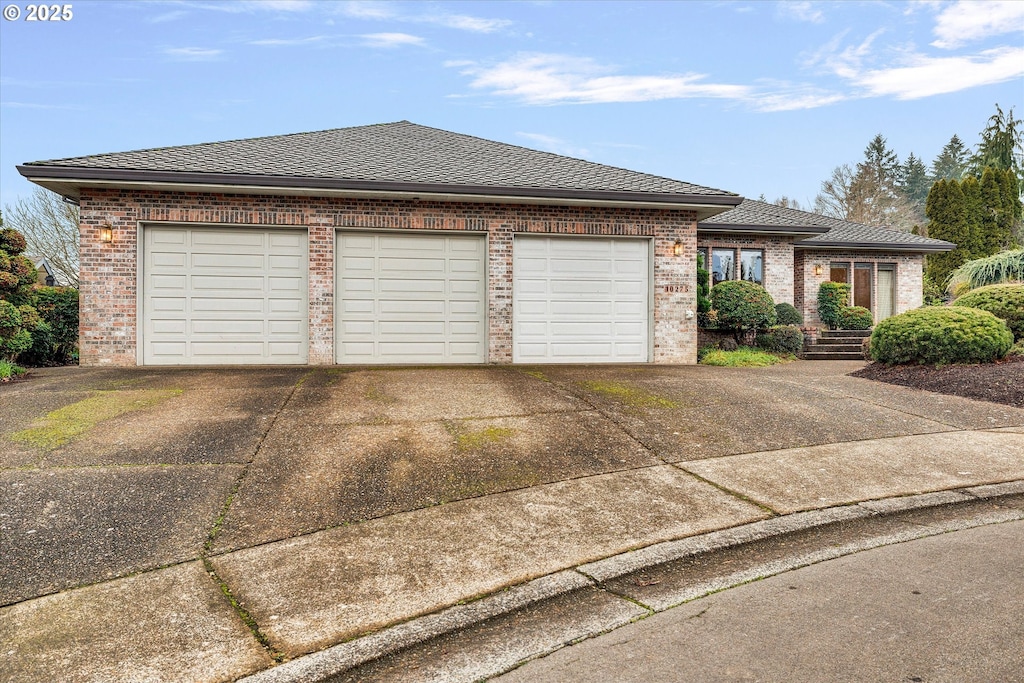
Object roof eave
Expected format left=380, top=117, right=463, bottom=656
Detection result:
left=698, top=222, right=830, bottom=237
left=19, top=165, right=741, bottom=217
left=795, top=239, right=955, bottom=253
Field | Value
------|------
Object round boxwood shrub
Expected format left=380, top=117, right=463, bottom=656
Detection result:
left=952, top=283, right=1024, bottom=341
left=710, top=281, right=776, bottom=333
left=817, top=281, right=850, bottom=330
left=755, top=325, right=804, bottom=354
left=870, top=307, right=1013, bottom=365
left=839, top=305, right=873, bottom=330
left=774, top=302, right=803, bottom=326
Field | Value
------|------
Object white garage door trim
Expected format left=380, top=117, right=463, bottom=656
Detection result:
left=335, top=230, right=488, bottom=364
left=513, top=235, right=651, bottom=363
left=141, top=225, right=308, bottom=365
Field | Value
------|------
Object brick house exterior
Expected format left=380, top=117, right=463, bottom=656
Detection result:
left=20, top=123, right=953, bottom=367
left=75, top=188, right=701, bottom=366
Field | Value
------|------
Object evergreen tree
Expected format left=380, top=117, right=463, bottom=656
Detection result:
left=932, top=135, right=969, bottom=181
left=924, top=179, right=970, bottom=286
left=858, top=134, right=901, bottom=187
left=898, top=152, right=931, bottom=215
left=995, top=168, right=1023, bottom=247
left=970, top=104, right=1023, bottom=177
left=960, top=176, right=984, bottom=258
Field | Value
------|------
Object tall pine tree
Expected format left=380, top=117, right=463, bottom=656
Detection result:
left=970, top=104, right=1023, bottom=177
left=898, top=152, right=931, bottom=216
left=932, top=135, right=969, bottom=181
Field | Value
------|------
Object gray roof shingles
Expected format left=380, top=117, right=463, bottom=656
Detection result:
left=23, top=120, right=736, bottom=197
left=701, top=198, right=954, bottom=251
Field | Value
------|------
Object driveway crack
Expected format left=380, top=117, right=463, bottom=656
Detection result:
left=198, top=368, right=314, bottom=662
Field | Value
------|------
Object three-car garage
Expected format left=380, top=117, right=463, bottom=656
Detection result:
left=140, top=226, right=652, bottom=366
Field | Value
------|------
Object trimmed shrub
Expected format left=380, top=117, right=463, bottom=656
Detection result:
left=952, top=283, right=1024, bottom=341
left=1010, top=339, right=1024, bottom=357
left=870, top=307, right=1013, bottom=365
left=774, top=302, right=803, bottom=326
left=817, top=282, right=850, bottom=329
left=19, top=286, right=79, bottom=366
left=839, top=306, right=873, bottom=330
left=710, top=281, right=776, bottom=334
left=755, top=325, right=804, bottom=355
left=696, top=252, right=711, bottom=315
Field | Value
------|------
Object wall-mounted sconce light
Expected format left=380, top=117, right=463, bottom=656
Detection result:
left=672, top=240, right=683, bottom=256
left=813, top=264, right=823, bottom=276
left=100, top=224, right=113, bottom=243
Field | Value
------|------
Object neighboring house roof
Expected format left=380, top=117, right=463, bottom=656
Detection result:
left=19, top=121, right=740, bottom=215
left=27, top=256, right=59, bottom=286
left=700, top=198, right=955, bottom=252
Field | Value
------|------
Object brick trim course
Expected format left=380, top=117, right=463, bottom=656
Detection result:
left=79, top=189, right=698, bottom=366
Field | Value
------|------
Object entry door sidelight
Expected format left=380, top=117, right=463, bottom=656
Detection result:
left=854, top=264, right=872, bottom=310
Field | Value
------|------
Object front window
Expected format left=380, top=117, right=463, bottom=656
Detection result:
left=711, top=248, right=734, bottom=285
left=740, top=249, right=763, bottom=285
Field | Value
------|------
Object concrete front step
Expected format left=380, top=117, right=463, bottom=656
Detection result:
left=803, top=344, right=863, bottom=354
left=815, top=338, right=868, bottom=347
left=819, top=329, right=872, bottom=339
left=801, top=351, right=865, bottom=361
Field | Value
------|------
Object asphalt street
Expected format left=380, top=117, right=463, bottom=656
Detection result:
left=494, top=520, right=1024, bottom=683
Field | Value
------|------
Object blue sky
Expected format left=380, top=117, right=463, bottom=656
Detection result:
left=1, top=0, right=1022, bottom=211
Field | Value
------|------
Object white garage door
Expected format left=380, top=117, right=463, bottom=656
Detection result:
left=336, top=231, right=487, bottom=364
left=514, top=236, right=649, bottom=363
left=143, top=227, right=308, bottom=365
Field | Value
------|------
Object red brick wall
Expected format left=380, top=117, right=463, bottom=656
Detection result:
left=78, top=189, right=698, bottom=366
left=696, top=233, right=798, bottom=306
left=795, top=250, right=924, bottom=325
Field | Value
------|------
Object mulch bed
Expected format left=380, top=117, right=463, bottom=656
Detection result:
left=851, top=355, right=1024, bottom=408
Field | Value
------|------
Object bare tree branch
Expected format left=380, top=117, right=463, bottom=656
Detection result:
left=3, top=188, right=79, bottom=287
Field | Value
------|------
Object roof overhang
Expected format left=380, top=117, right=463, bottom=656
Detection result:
left=795, top=240, right=955, bottom=253
left=697, top=222, right=830, bottom=237
left=19, top=166, right=742, bottom=219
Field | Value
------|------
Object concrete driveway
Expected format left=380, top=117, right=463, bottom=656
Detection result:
left=2, top=362, right=1023, bottom=681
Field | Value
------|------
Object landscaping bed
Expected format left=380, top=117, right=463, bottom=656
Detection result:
left=852, top=355, right=1024, bottom=408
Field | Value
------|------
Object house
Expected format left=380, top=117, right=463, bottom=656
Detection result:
left=698, top=199, right=953, bottom=325
left=29, top=256, right=59, bottom=287
left=18, top=121, right=953, bottom=367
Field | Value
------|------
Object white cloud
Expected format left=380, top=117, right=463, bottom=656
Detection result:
left=427, top=14, right=511, bottom=33
left=360, top=32, right=425, bottom=48
left=516, top=132, right=591, bottom=158
left=339, top=1, right=395, bottom=19
left=158, top=0, right=313, bottom=15
left=777, top=1, right=824, bottom=24
left=843, top=46, right=1024, bottom=99
left=163, top=46, right=224, bottom=61
left=932, top=0, right=1024, bottom=48
left=456, top=53, right=751, bottom=105
left=249, top=35, right=327, bottom=46
left=339, top=2, right=510, bottom=33
left=148, top=10, right=188, bottom=23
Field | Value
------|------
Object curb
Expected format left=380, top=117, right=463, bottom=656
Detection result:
left=237, top=480, right=1024, bottom=682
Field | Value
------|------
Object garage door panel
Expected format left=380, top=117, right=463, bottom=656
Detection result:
left=336, top=232, right=486, bottom=364
left=144, top=227, right=307, bottom=365
left=514, top=236, right=649, bottom=363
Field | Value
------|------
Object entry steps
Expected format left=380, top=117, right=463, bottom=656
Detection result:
left=801, top=329, right=871, bottom=361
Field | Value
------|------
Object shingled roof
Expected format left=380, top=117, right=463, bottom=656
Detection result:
left=19, top=121, right=739, bottom=210
left=700, top=199, right=954, bottom=252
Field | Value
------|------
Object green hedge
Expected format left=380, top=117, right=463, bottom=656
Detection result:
left=870, top=307, right=1013, bottom=365
left=754, top=325, right=804, bottom=354
left=774, top=303, right=803, bottom=326
left=710, top=280, right=776, bottom=333
left=839, top=306, right=873, bottom=330
left=817, top=282, right=850, bottom=330
left=952, top=283, right=1024, bottom=341
left=19, top=286, right=79, bottom=366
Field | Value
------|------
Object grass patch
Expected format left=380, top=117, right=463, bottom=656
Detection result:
left=0, top=360, right=26, bottom=381
left=455, top=425, right=515, bottom=451
left=11, top=389, right=183, bottom=449
left=581, top=380, right=680, bottom=408
left=700, top=347, right=795, bottom=367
